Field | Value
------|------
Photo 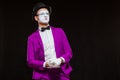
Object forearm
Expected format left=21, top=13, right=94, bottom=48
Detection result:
left=61, top=51, right=73, bottom=63
left=60, top=28, right=73, bottom=63
left=27, top=59, right=44, bottom=70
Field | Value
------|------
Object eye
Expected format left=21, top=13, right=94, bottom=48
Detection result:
left=40, top=13, right=44, bottom=15
left=46, top=13, right=49, bottom=15
left=37, top=12, right=49, bottom=16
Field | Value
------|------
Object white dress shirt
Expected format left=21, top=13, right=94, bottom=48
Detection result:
left=38, top=26, right=65, bottom=68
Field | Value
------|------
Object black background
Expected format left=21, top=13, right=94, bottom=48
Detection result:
left=0, top=0, right=120, bottom=80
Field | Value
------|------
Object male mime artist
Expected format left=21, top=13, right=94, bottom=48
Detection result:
left=27, top=2, right=73, bottom=80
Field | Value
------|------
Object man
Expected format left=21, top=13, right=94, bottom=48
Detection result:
left=27, top=2, right=73, bottom=80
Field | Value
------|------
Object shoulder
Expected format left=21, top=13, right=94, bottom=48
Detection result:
left=51, top=26, right=64, bottom=32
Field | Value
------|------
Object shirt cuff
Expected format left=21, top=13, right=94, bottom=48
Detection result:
left=60, top=57, right=65, bottom=63
left=43, top=62, right=46, bottom=68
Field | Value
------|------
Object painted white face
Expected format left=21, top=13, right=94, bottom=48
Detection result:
left=37, top=9, right=50, bottom=24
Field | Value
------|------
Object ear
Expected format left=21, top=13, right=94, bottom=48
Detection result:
left=34, top=16, right=38, bottom=21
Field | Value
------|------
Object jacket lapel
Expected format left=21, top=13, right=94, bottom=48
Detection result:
left=51, top=27, right=58, bottom=57
left=35, top=29, right=44, bottom=51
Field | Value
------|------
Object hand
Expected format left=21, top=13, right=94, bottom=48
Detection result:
left=49, top=58, right=62, bottom=66
left=46, top=58, right=62, bottom=68
left=54, top=58, right=62, bottom=66
left=47, top=58, right=57, bottom=67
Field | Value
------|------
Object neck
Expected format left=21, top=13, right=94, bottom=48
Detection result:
left=38, top=23, right=49, bottom=28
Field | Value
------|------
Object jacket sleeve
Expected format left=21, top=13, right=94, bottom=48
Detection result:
left=27, top=37, right=44, bottom=70
left=60, top=28, right=73, bottom=63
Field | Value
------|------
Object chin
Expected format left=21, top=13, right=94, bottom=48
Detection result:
left=40, top=22, right=49, bottom=25
left=43, top=22, right=49, bottom=24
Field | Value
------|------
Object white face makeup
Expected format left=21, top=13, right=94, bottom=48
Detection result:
left=37, top=9, right=50, bottom=24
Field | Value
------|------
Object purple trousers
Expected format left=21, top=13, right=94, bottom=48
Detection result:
left=33, top=68, right=70, bottom=80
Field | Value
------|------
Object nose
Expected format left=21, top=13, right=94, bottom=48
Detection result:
left=44, top=15, right=47, bottom=17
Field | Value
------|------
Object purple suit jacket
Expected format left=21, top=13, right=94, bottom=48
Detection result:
left=27, top=26, right=73, bottom=79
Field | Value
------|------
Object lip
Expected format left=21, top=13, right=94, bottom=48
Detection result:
left=45, top=18, right=47, bottom=20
